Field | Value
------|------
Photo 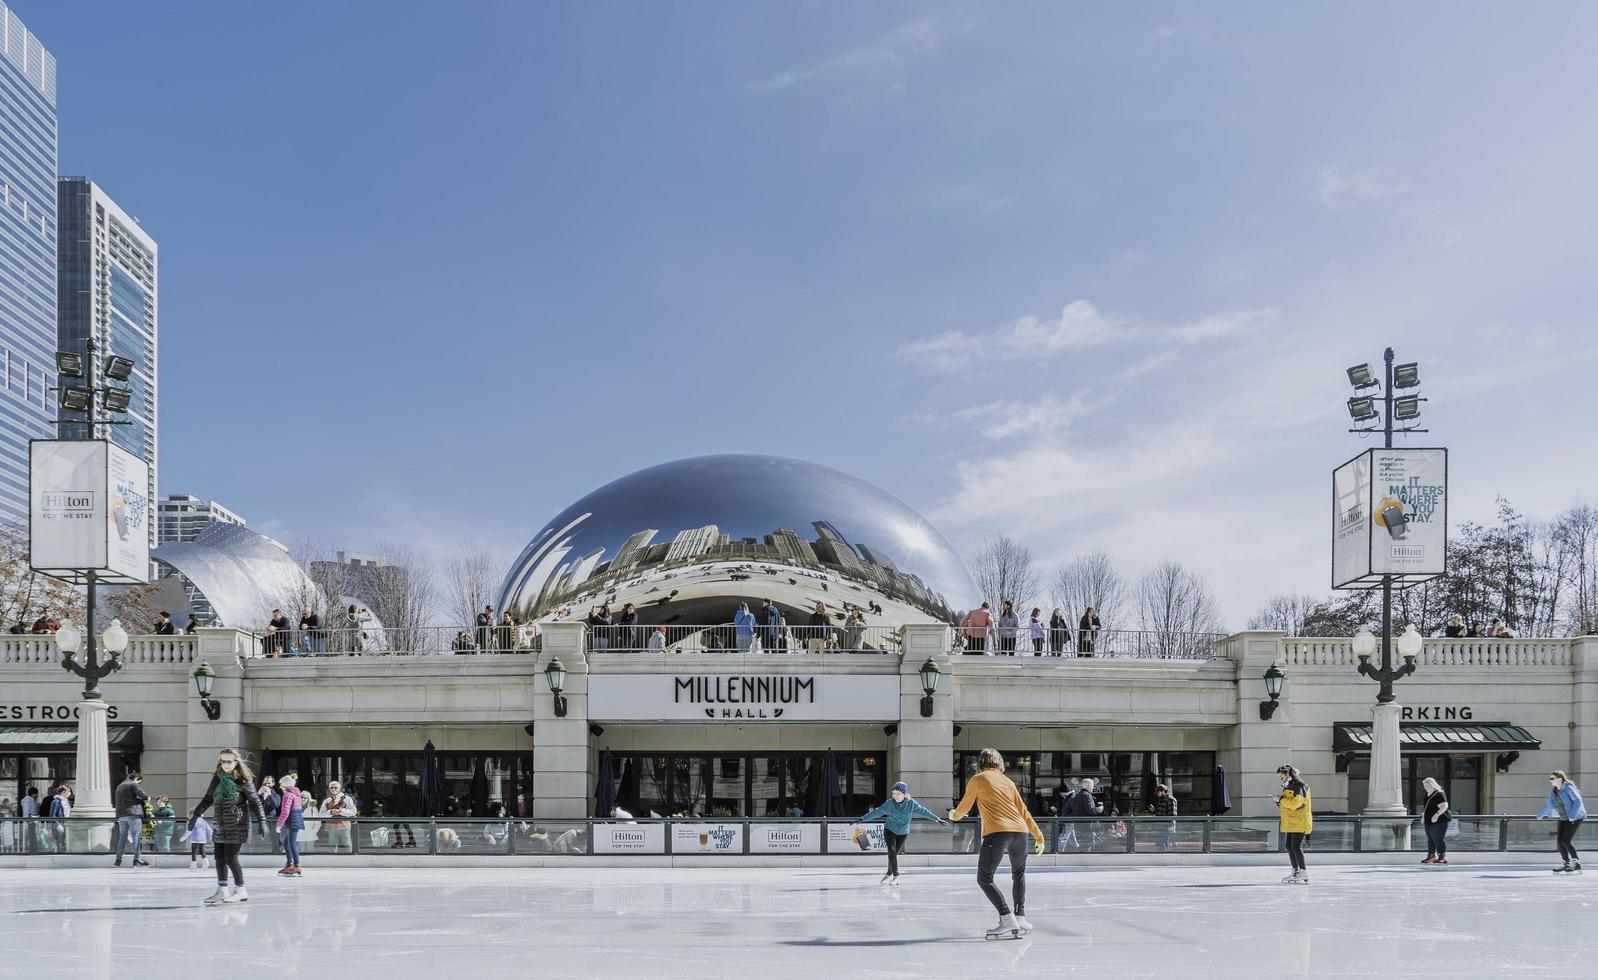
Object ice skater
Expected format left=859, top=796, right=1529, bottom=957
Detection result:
left=188, top=747, right=267, bottom=905
left=860, top=781, right=947, bottom=884
left=949, top=748, right=1045, bottom=940
left=183, top=813, right=212, bottom=870
left=1275, top=764, right=1312, bottom=884
left=275, top=770, right=306, bottom=877
left=1538, top=770, right=1586, bottom=874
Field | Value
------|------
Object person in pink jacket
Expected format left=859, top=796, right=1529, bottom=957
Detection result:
left=274, top=772, right=306, bottom=877
left=962, top=601, right=994, bottom=655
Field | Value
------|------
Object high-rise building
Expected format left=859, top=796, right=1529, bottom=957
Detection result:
left=0, top=4, right=57, bottom=528
left=308, top=551, right=407, bottom=611
left=157, top=493, right=246, bottom=544
left=57, top=178, right=158, bottom=542
left=665, top=525, right=719, bottom=563
left=612, top=529, right=658, bottom=569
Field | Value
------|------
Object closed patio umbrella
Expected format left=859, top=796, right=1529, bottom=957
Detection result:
left=594, top=749, right=616, bottom=818
left=618, top=757, right=640, bottom=814
left=1211, top=765, right=1232, bottom=816
left=419, top=740, right=442, bottom=818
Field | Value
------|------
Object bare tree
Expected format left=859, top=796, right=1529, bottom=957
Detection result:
left=969, top=536, right=1040, bottom=613
left=367, top=542, right=437, bottom=639
left=1051, top=551, right=1126, bottom=628
left=444, top=541, right=499, bottom=626
left=1136, top=560, right=1223, bottom=642
left=1245, top=593, right=1320, bottom=635
left=0, top=521, right=84, bottom=629
left=104, top=581, right=169, bottom=634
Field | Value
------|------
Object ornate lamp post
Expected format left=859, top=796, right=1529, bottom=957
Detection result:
left=917, top=658, right=942, bottom=718
left=545, top=657, right=568, bottom=717
left=55, top=617, right=130, bottom=824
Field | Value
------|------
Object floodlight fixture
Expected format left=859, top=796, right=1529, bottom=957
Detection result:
left=59, top=386, right=91, bottom=412
left=55, top=352, right=83, bottom=378
left=102, top=387, right=132, bottom=413
left=1346, top=363, right=1378, bottom=390
left=1347, top=397, right=1379, bottom=423
left=1392, top=362, right=1419, bottom=389
left=1393, top=395, right=1422, bottom=421
left=102, top=354, right=135, bottom=381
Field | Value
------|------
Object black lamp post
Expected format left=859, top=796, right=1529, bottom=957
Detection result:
left=1258, top=662, right=1286, bottom=720
left=917, top=658, right=942, bottom=718
left=545, top=657, right=568, bottom=717
left=192, top=662, right=222, bottom=720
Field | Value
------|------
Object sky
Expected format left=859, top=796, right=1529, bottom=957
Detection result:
left=18, top=2, right=1598, bottom=628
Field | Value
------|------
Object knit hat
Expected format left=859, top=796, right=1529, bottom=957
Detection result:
left=891, top=781, right=909, bottom=795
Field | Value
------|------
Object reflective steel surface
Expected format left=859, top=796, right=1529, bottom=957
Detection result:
left=151, top=523, right=314, bottom=629
left=498, top=454, right=977, bottom=626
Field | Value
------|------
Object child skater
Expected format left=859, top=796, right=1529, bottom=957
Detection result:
left=184, top=813, right=213, bottom=871
left=860, top=781, right=947, bottom=884
left=950, top=748, right=1046, bottom=940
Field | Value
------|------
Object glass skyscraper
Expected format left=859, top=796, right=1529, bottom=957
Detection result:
left=57, top=177, right=159, bottom=545
left=0, top=3, right=57, bottom=529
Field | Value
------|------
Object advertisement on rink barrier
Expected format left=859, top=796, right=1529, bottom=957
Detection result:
left=671, top=822, right=743, bottom=853
left=593, top=823, right=666, bottom=854
left=828, top=823, right=886, bottom=853
left=749, top=823, right=821, bottom=854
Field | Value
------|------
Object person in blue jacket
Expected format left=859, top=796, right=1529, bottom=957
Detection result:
left=732, top=603, right=759, bottom=652
left=861, top=781, right=947, bottom=884
left=1538, top=770, right=1587, bottom=874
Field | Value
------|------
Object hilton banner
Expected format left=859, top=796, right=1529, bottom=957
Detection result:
left=28, top=439, right=149, bottom=584
left=587, top=673, right=901, bottom=721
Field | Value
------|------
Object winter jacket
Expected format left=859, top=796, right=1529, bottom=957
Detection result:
left=1277, top=785, right=1312, bottom=834
left=1538, top=783, right=1588, bottom=822
left=322, top=792, right=356, bottom=829
left=1067, top=791, right=1103, bottom=819
left=733, top=610, right=758, bottom=643
left=1027, top=617, right=1046, bottom=642
left=258, top=788, right=281, bottom=823
left=861, top=797, right=942, bottom=836
left=952, top=770, right=1045, bottom=843
left=997, top=612, right=1020, bottom=639
left=185, top=816, right=214, bottom=844
left=189, top=773, right=267, bottom=845
left=962, top=607, right=993, bottom=639
left=646, top=630, right=667, bottom=650
left=276, top=786, right=305, bottom=831
left=113, top=779, right=148, bottom=818
left=48, top=795, right=71, bottom=820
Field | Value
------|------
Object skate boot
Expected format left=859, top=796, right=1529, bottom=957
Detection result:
left=133, top=858, right=150, bottom=868
left=203, top=886, right=230, bottom=906
left=278, top=865, right=295, bottom=877
left=1554, top=863, right=1572, bottom=874
left=1293, top=872, right=1310, bottom=884
left=189, top=860, right=197, bottom=871
left=290, top=864, right=303, bottom=876
left=1281, top=870, right=1300, bottom=883
left=879, top=873, right=892, bottom=885
left=889, top=873, right=900, bottom=885
left=985, top=913, right=1021, bottom=940
left=1572, top=862, right=1584, bottom=875
left=1014, top=913, right=1034, bottom=934
left=203, top=856, right=212, bottom=869
left=224, top=886, right=248, bottom=903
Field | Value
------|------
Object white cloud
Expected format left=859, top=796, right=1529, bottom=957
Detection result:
left=1154, top=26, right=1177, bottom=39
left=916, top=182, right=1015, bottom=215
left=956, top=393, right=1097, bottom=439
left=1318, top=166, right=1411, bottom=209
left=897, top=301, right=1273, bottom=373
left=748, top=19, right=942, bottom=94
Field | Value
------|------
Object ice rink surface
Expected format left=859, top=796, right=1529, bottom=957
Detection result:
left=1, top=863, right=1591, bottom=979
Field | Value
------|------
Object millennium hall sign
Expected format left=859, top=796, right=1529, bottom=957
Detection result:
left=588, top=673, right=900, bottom=722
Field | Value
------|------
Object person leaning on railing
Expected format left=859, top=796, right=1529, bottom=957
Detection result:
left=805, top=602, right=831, bottom=653
left=961, top=601, right=994, bottom=655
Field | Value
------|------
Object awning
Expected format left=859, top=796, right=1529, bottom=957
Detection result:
left=1333, top=721, right=1540, bottom=752
left=0, top=723, right=143, bottom=753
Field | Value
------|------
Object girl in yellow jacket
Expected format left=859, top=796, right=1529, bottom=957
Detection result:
left=950, top=748, right=1046, bottom=939
left=1275, top=764, right=1313, bottom=884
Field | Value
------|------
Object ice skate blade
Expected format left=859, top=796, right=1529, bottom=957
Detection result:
left=985, top=930, right=1025, bottom=941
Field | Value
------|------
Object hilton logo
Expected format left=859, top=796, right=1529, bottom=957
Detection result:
left=41, top=491, right=94, bottom=519
left=674, top=675, right=816, bottom=719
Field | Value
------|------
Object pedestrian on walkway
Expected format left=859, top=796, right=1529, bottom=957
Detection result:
left=950, top=748, right=1045, bottom=940
left=19, top=786, right=39, bottom=852
left=152, top=796, right=176, bottom=853
left=961, top=601, right=994, bottom=654
left=1027, top=608, right=1046, bottom=656
left=275, top=771, right=305, bottom=877
left=48, top=784, right=71, bottom=852
left=321, top=781, right=357, bottom=853
left=733, top=603, right=759, bottom=652
left=1146, top=784, right=1178, bottom=852
left=1421, top=776, right=1451, bottom=865
left=1275, top=764, right=1312, bottom=884
left=1077, top=607, right=1102, bottom=656
left=860, top=781, right=947, bottom=884
left=188, top=748, right=266, bottom=905
left=996, top=600, right=1020, bottom=655
left=1539, top=770, right=1587, bottom=874
left=112, top=771, right=149, bottom=867
left=1048, top=608, right=1071, bottom=655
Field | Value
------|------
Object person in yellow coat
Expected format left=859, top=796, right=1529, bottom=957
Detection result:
left=950, top=748, right=1047, bottom=939
left=1275, top=764, right=1313, bottom=884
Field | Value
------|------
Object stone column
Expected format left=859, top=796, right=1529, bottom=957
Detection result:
left=73, top=698, right=116, bottom=852
left=1217, top=631, right=1290, bottom=817
left=1573, top=637, right=1598, bottom=783
left=532, top=623, right=590, bottom=820
left=891, top=625, right=955, bottom=810
left=1363, top=701, right=1407, bottom=816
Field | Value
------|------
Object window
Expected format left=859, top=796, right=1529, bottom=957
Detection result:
left=955, top=750, right=1217, bottom=816
left=608, top=751, right=885, bottom=819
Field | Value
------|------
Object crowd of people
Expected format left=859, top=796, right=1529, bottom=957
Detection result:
left=585, top=599, right=883, bottom=653
left=1441, top=615, right=1518, bottom=638
left=957, top=600, right=1103, bottom=656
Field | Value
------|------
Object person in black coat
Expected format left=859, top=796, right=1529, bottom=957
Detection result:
left=1048, top=608, right=1071, bottom=656
left=153, top=612, right=177, bottom=636
left=1077, top=607, right=1102, bottom=656
left=189, top=748, right=266, bottom=905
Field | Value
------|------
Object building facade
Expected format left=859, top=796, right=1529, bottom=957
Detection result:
left=157, top=493, right=245, bottom=545
left=57, top=178, right=159, bottom=542
left=0, top=3, right=56, bottom=528
left=1, top=626, right=1591, bottom=830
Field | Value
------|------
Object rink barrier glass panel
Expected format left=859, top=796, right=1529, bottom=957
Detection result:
left=4, top=816, right=1593, bottom=857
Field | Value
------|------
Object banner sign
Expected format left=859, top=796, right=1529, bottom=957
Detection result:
left=592, top=823, right=665, bottom=854
left=1332, top=448, right=1447, bottom=590
left=749, top=822, right=821, bottom=854
left=28, top=440, right=149, bottom=584
left=827, top=823, right=887, bottom=853
left=671, top=822, right=743, bottom=853
left=587, top=673, right=900, bottom=721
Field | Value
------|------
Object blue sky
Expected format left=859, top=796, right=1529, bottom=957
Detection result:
left=20, top=2, right=1598, bottom=626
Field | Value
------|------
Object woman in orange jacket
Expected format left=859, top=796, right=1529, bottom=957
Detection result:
left=950, top=748, right=1046, bottom=939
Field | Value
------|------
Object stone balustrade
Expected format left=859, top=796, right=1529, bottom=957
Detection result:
left=1281, top=636, right=1576, bottom=668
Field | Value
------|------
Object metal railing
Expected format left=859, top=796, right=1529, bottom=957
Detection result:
left=952, top=627, right=1222, bottom=660
left=4, top=814, right=1589, bottom=858
left=250, top=625, right=541, bottom=658
left=587, top=623, right=901, bottom=655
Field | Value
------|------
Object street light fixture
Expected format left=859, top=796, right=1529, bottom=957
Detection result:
left=102, top=354, right=135, bottom=381
left=55, top=352, right=83, bottom=377
left=59, top=386, right=91, bottom=412
left=545, top=657, right=568, bottom=718
left=1346, top=363, right=1378, bottom=390
left=1391, top=362, right=1420, bottom=389
left=918, top=657, right=942, bottom=718
left=1396, top=624, right=1424, bottom=663
left=1347, top=397, right=1379, bottom=423
left=1393, top=395, right=1422, bottom=421
left=192, top=662, right=222, bottom=720
left=1352, top=625, right=1377, bottom=662
left=1259, top=661, right=1287, bottom=720
left=102, top=387, right=132, bottom=414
